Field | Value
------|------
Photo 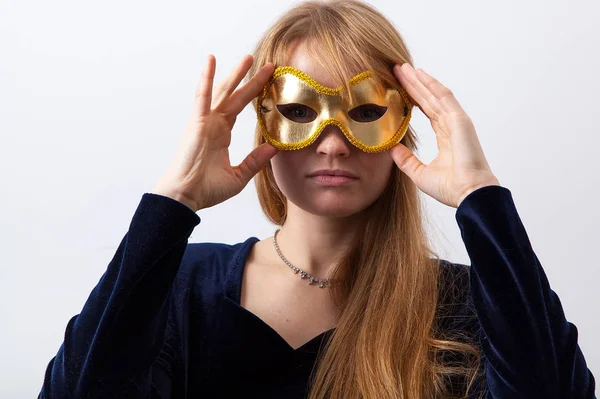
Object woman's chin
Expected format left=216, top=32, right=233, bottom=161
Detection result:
left=285, top=189, right=379, bottom=219
left=304, top=200, right=370, bottom=219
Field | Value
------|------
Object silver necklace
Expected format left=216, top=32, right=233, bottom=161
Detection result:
left=272, top=229, right=331, bottom=288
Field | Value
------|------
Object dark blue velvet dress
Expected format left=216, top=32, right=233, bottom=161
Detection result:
left=38, top=186, right=596, bottom=398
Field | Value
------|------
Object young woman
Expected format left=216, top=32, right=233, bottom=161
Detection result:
left=39, top=1, right=596, bottom=398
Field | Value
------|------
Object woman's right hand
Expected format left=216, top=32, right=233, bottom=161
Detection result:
left=152, top=54, right=277, bottom=212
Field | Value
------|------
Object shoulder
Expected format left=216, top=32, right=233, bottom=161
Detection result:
left=436, top=258, right=472, bottom=305
left=435, top=259, right=480, bottom=337
left=437, top=259, right=471, bottom=296
left=182, top=239, right=257, bottom=266
left=173, top=237, right=259, bottom=298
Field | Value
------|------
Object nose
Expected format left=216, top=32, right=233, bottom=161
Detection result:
left=315, top=124, right=352, bottom=158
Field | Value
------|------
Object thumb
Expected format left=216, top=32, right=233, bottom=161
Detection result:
left=388, top=142, right=425, bottom=184
left=235, top=143, right=279, bottom=184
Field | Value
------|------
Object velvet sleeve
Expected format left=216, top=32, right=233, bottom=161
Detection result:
left=455, top=185, right=596, bottom=398
left=38, top=193, right=201, bottom=399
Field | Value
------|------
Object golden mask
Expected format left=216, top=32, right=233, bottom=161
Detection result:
left=256, top=66, right=412, bottom=153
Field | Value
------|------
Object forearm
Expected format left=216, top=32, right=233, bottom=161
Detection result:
left=39, top=193, right=200, bottom=398
left=456, top=185, right=595, bottom=398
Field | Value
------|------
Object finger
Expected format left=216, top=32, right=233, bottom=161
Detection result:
left=212, top=55, right=255, bottom=110
left=402, top=64, right=444, bottom=117
left=388, top=142, right=426, bottom=184
left=394, top=64, right=439, bottom=119
left=225, top=62, right=275, bottom=116
left=415, top=68, right=466, bottom=115
left=194, top=54, right=216, bottom=118
left=393, top=65, right=419, bottom=107
left=234, top=143, right=279, bottom=184
left=399, top=78, right=430, bottom=117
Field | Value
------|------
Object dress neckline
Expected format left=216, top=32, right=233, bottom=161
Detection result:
left=222, top=236, right=334, bottom=352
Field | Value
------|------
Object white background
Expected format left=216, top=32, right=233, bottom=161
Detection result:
left=1, top=0, right=598, bottom=397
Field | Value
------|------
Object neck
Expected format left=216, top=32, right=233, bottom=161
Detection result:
left=274, top=203, right=364, bottom=279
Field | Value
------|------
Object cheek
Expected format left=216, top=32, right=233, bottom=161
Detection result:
left=270, top=151, right=306, bottom=193
left=360, top=153, right=395, bottom=193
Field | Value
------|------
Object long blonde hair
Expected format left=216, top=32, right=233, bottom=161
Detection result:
left=248, top=1, right=483, bottom=397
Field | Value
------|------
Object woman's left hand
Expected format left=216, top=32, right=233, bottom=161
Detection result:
left=389, top=63, right=500, bottom=209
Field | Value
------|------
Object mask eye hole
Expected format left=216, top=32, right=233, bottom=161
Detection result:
left=276, top=103, right=318, bottom=123
left=348, top=104, right=387, bottom=122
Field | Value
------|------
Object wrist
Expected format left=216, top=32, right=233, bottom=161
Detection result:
left=151, top=184, right=199, bottom=212
left=456, top=178, right=501, bottom=208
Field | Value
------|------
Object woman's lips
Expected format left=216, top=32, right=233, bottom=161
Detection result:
left=308, top=174, right=358, bottom=186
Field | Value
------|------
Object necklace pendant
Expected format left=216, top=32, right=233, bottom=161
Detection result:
left=273, top=228, right=329, bottom=288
